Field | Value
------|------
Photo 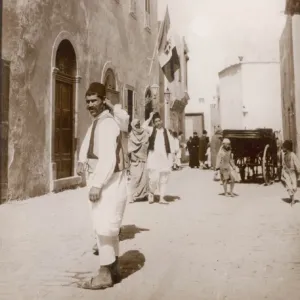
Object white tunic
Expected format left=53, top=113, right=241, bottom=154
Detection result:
left=79, top=108, right=129, bottom=237
left=143, top=124, right=173, bottom=172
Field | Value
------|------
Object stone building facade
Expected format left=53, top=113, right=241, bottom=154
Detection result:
left=2, top=0, right=160, bottom=200
left=164, top=37, right=189, bottom=136
left=279, top=0, right=300, bottom=155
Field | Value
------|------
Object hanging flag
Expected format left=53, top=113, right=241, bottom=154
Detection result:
left=157, top=7, right=180, bottom=83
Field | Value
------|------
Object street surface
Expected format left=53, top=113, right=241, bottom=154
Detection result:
left=1, top=167, right=300, bottom=300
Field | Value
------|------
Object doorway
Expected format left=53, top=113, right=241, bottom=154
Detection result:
left=0, top=60, right=10, bottom=203
left=53, top=40, right=76, bottom=179
left=127, top=89, right=134, bottom=131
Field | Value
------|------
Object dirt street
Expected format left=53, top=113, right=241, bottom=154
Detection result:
left=1, top=167, right=300, bottom=300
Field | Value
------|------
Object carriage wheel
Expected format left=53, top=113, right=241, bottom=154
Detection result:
left=262, top=144, right=275, bottom=185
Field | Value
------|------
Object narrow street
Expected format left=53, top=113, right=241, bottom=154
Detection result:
left=1, top=167, right=300, bottom=300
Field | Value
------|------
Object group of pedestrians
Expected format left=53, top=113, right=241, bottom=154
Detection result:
left=186, top=130, right=210, bottom=169
left=76, top=82, right=183, bottom=290
left=128, top=111, right=176, bottom=204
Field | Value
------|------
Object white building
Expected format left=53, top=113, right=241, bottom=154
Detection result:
left=218, top=61, right=283, bottom=132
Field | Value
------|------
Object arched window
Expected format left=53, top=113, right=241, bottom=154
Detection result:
left=104, top=68, right=119, bottom=104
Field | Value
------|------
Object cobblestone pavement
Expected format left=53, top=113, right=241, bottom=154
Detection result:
left=1, top=167, right=300, bottom=300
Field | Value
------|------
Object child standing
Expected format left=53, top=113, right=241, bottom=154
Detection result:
left=281, top=140, right=300, bottom=206
left=216, top=138, right=237, bottom=197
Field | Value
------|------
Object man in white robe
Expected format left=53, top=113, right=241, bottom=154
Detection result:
left=143, top=112, right=173, bottom=204
left=77, top=82, right=129, bottom=290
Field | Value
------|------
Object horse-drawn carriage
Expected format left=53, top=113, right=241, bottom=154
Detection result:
left=222, top=128, right=280, bottom=185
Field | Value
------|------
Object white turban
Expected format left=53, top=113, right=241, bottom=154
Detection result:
left=222, top=138, right=231, bottom=144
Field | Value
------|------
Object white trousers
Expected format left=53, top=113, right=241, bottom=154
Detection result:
left=148, top=169, right=170, bottom=198
left=96, top=234, right=119, bottom=266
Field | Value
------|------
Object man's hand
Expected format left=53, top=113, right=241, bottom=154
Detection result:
left=89, top=187, right=102, bottom=202
left=104, top=98, right=113, bottom=109
left=77, top=162, right=84, bottom=176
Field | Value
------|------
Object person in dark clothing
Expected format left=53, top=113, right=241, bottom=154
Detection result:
left=189, top=132, right=200, bottom=168
left=186, top=136, right=192, bottom=167
left=199, top=130, right=209, bottom=168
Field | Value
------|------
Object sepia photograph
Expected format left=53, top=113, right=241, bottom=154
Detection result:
left=1, top=0, right=300, bottom=299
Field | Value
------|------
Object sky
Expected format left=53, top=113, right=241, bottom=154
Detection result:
left=157, top=0, right=286, bottom=125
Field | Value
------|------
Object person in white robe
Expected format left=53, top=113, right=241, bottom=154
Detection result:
left=77, top=82, right=129, bottom=290
left=91, top=99, right=130, bottom=255
left=143, top=112, right=174, bottom=204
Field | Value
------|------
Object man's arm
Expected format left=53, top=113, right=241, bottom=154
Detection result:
left=77, top=126, right=92, bottom=175
left=105, top=99, right=130, bottom=132
left=142, top=112, right=154, bottom=133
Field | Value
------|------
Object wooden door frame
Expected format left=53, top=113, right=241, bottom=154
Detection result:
left=49, top=33, right=81, bottom=192
left=53, top=72, right=76, bottom=179
left=50, top=67, right=81, bottom=191
left=0, top=59, right=10, bottom=203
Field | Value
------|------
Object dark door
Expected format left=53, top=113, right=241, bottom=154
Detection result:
left=54, top=79, right=74, bottom=179
left=0, top=60, right=10, bottom=203
left=127, top=89, right=133, bottom=131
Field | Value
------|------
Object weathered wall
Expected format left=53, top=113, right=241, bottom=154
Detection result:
left=241, top=62, right=282, bottom=131
left=292, top=15, right=300, bottom=156
left=210, top=103, right=221, bottom=134
left=219, top=65, right=243, bottom=129
left=2, top=0, right=158, bottom=200
left=280, top=16, right=296, bottom=146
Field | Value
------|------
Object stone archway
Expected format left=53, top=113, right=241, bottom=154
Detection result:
left=144, top=88, right=153, bottom=120
left=53, top=39, right=76, bottom=180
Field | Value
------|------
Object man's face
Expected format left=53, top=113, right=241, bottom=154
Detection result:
left=154, top=117, right=162, bottom=129
left=86, top=94, right=105, bottom=117
left=224, top=142, right=231, bottom=150
left=282, top=147, right=287, bottom=153
left=193, top=133, right=198, bottom=138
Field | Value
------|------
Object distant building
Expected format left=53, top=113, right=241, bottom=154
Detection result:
left=279, top=0, right=300, bottom=155
left=210, top=86, right=221, bottom=134
left=185, top=113, right=205, bottom=138
left=164, top=37, right=190, bottom=137
left=218, top=61, right=282, bottom=132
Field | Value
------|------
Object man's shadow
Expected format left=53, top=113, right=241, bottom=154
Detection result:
left=153, top=195, right=180, bottom=203
left=118, top=250, right=146, bottom=281
left=281, top=198, right=300, bottom=205
left=164, top=195, right=180, bottom=202
left=119, top=224, right=150, bottom=241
